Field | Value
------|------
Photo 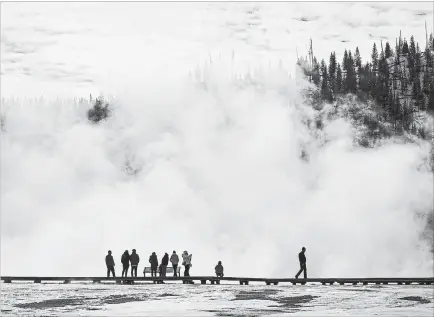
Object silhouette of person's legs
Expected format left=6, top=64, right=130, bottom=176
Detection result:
left=295, top=263, right=306, bottom=278
left=122, top=265, right=129, bottom=277
left=107, top=265, right=115, bottom=277
left=131, top=266, right=137, bottom=277
left=173, top=264, right=178, bottom=277
left=184, top=265, right=190, bottom=277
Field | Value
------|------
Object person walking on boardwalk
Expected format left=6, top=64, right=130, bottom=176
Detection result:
left=170, top=251, right=179, bottom=277
left=295, top=247, right=307, bottom=279
left=105, top=250, right=116, bottom=277
left=130, top=249, right=140, bottom=277
left=182, top=251, right=193, bottom=283
left=149, top=252, right=158, bottom=277
left=215, top=261, right=224, bottom=277
left=161, top=252, right=169, bottom=277
left=121, top=250, right=130, bottom=277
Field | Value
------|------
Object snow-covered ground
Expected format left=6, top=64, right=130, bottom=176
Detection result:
left=1, top=282, right=433, bottom=316
left=1, top=2, right=433, bottom=315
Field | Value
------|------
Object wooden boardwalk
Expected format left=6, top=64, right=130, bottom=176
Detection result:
left=1, top=276, right=433, bottom=285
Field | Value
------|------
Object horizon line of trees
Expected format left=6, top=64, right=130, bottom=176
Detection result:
left=298, top=31, right=434, bottom=134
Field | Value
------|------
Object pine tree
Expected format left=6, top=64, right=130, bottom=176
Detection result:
left=355, top=47, right=362, bottom=68
left=410, top=36, right=416, bottom=59
left=385, top=41, right=392, bottom=59
left=393, top=61, right=399, bottom=90
left=408, top=37, right=416, bottom=82
left=371, top=43, right=379, bottom=72
left=342, top=49, right=349, bottom=93
left=336, top=63, right=343, bottom=94
left=370, top=44, right=379, bottom=99
left=425, top=46, right=433, bottom=69
left=402, top=39, right=409, bottom=55
left=395, top=38, right=401, bottom=56
left=429, top=33, right=434, bottom=51
left=320, top=59, right=331, bottom=101
left=428, top=80, right=434, bottom=112
left=378, top=50, right=389, bottom=107
left=328, top=52, right=337, bottom=98
left=346, top=50, right=357, bottom=94
left=312, top=57, right=321, bottom=86
left=359, top=62, right=371, bottom=95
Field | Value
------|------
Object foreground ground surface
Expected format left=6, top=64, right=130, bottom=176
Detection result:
left=1, top=282, right=433, bottom=316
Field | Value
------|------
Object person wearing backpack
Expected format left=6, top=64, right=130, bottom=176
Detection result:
left=215, top=261, right=224, bottom=277
left=182, top=251, right=193, bottom=284
left=129, top=249, right=140, bottom=277
left=121, top=250, right=130, bottom=277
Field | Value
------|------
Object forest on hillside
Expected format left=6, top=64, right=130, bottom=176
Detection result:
left=297, top=31, right=434, bottom=137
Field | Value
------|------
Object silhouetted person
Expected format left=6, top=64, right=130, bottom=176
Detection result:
left=105, top=250, right=116, bottom=277
left=130, top=249, right=140, bottom=277
left=161, top=253, right=169, bottom=277
left=121, top=250, right=130, bottom=277
left=215, top=261, right=224, bottom=277
left=170, top=251, right=179, bottom=277
left=295, top=247, right=307, bottom=279
left=149, top=252, right=158, bottom=277
left=182, top=251, right=193, bottom=283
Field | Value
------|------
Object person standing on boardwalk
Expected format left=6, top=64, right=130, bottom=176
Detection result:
left=170, top=251, right=179, bottom=277
left=121, top=250, right=130, bottom=277
left=161, top=252, right=169, bottom=277
left=182, top=251, right=193, bottom=283
left=215, top=261, right=224, bottom=277
left=295, top=247, right=307, bottom=279
left=130, top=249, right=140, bottom=277
left=105, top=250, right=116, bottom=277
left=149, top=252, right=158, bottom=277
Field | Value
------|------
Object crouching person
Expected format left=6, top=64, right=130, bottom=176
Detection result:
left=215, top=261, right=224, bottom=277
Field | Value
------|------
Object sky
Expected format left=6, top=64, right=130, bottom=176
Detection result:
left=1, top=2, right=433, bottom=278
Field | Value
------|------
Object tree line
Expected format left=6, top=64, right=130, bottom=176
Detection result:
left=299, top=31, right=434, bottom=135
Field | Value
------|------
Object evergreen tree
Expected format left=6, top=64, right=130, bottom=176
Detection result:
left=395, top=38, right=401, bottom=56
left=336, top=63, right=343, bottom=94
left=407, top=37, right=416, bottom=82
left=409, top=36, right=416, bottom=59
left=385, top=41, right=392, bottom=59
left=428, top=80, right=434, bottom=112
left=393, top=61, right=399, bottom=90
left=378, top=50, right=389, bottom=107
left=342, top=49, right=349, bottom=93
left=429, top=33, right=434, bottom=51
left=371, top=43, right=379, bottom=72
left=370, top=44, right=379, bottom=99
left=425, top=46, right=433, bottom=68
left=359, top=62, right=371, bottom=95
left=328, top=52, right=337, bottom=97
left=320, top=59, right=331, bottom=101
left=312, top=57, right=321, bottom=86
left=346, top=50, right=357, bottom=94
left=355, top=47, right=362, bottom=68
left=402, top=39, right=409, bottom=55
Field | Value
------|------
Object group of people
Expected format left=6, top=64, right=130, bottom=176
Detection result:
left=105, top=249, right=220, bottom=279
left=105, top=247, right=307, bottom=279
